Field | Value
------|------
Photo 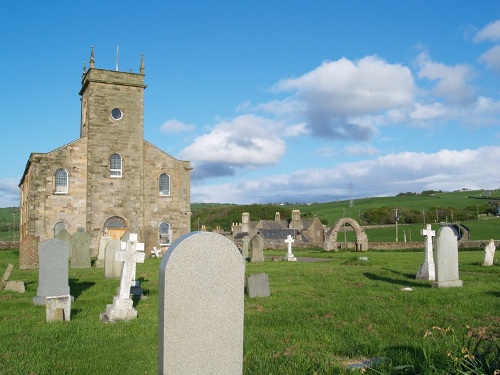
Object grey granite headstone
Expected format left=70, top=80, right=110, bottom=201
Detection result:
left=104, top=239, right=123, bottom=278
left=432, top=227, right=463, bottom=288
left=19, top=234, right=39, bottom=269
left=246, top=273, right=270, bottom=298
left=70, top=227, right=91, bottom=268
left=55, top=228, right=71, bottom=243
left=241, top=236, right=249, bottom=259
left=250, top=233, right=265, bottom=262
left=158, top=231, right=244, bottom=375
left=33, top=238, right=71, bottom=305
left=482, top=239, right=496, bottom=266
left=96, top=235, right=112, bottom=268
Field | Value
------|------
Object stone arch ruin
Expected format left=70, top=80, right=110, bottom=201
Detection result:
left=324, top=218, right=368, bottom=251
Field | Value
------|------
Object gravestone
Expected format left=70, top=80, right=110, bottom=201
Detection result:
left=70, top=227, right=91, bottom=268
left=55, top=228, right=71, bottom=243
left=19, top=235, right=39, bottom=269
left=482, top=239, right=496, bottom=266
left=100, top=233, right=145, bottom=322
left=0, top=263, right=14, bottom=290
left=250, top=233, right=264, bottom=262
left=33, top=238, right=71, bottom=305
left=140, top=225, right=158, bottom=258
left=416, top=224, right=436, bottom=280
left=241, top=236, right=249, bottom=259
left=432, top=227, right=463, bottom=288
left=158, top=231, right=244, bottom=375
left=284, top=235, right=297, bottom=262
left=247, top=273, right=270, bottom=298
left=104, top=239, right=123, bottom=278
left=46, top=295, right=71, bottom=322
left=4, top=281, right=25, bottom=293
left=95, top=235, right=112, bottom=268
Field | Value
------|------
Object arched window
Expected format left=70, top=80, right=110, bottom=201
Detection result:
left=110, top=153, right=122, bottom=177
left=159, top=173, right=170, bottom=196
left=159, top=222, right=171, bottom=245
left=54, top=222, right=68, bottom=237
left=55, top=169, right=68, bottom=193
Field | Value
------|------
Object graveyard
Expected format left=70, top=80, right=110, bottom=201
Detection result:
left=0, top=238, right=499, bottom=374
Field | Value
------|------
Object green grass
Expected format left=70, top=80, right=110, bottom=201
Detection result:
left=0, top=248, right=498, bottom=374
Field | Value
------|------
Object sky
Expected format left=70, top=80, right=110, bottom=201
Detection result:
left=1, top=1, right=500, bottom=207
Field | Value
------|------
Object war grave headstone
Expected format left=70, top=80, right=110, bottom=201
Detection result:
left=104, top=239, right=123, bottom=278
left=33, top=238, right=72, bottom=305
left=140, top=225, right=158, bottom=258
left=250, top=233, right=264, bottom=262
left=482, top=239, right=496, bottom=266
left=19, top=234, right=39, bottom=269
left=158, top=231, right=244, bottom=375
left=246, top=272, right=270, bottom=298
left=46, top=295, right=71, bottom=322
left=55, top=228, right=71, bottom=243
left=416, top=224, right=436, bottom=280
left=95, top=235, right=112, bottom=268
left=100, top=233, right=145, bottom=322
left=432, top=226, right=463, bottom=288
left=241, top=235, right=249, bottom=259
left=284, top=234, right=297, bottom=262
left=70, top=227, right=91, bottom=268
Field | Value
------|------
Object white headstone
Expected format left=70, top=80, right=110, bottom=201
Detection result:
left=33, top=238, right=71, bottom=305
left=284, top=235, right=297, bottom=262
left=482, top=239, right=496, bottom=266
left=100, top=233, right=145, bottom=322
left=432, top=226, right=463, bottom=288
left=250, top=233, right=264, bottom=262
left=416, top=224, right=436, bottom=280
left=96, top=235, right=112, bottom=268
left=158, top=231, right=244, bottom=375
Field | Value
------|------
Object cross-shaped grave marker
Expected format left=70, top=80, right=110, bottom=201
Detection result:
left=416, top=224, right=436, bottom=280
left=284, top=235, right=297, bottom=262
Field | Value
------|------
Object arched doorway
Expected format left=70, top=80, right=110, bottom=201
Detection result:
left=103, top=216, right=128, bottom=240
left=324, top=218, right=368, bottom=251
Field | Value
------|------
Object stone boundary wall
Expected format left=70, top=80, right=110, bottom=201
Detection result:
left=0, top=241, right=19, bottom=250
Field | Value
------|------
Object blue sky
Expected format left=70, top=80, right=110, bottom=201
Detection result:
left=1, top=1, right=500, bottom=207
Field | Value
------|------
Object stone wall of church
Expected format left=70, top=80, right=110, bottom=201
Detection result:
left=20, top=138, right=88, bottom=241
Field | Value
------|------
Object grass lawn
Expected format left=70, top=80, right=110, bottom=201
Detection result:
left=0, top=248, right=499, bottom=374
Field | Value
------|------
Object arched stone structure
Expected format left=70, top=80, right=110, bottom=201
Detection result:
left=324, top=218, right=368, bottom=251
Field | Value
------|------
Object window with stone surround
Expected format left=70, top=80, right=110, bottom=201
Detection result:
left=54, top=169, right=68, bottom=194
left=159, top=173, right=170, bottom=196
left=110, top=153, right=122, bottom=177
left=159, top=222, right=171, bottom=245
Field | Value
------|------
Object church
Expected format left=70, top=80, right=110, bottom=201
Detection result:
left=19, top=47, right=192, bottom=255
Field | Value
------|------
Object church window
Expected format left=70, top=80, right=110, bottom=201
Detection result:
left=110, top=153, right=122, bottom=177
left=55, top=169, right=68, bottom=193
left=54, top=222, right=68, bottom=237
left=159, top=173, right=170, bottom=196
left=111, top=108, right=123, bottom=120
left=159, top=222, right=171, bottom=245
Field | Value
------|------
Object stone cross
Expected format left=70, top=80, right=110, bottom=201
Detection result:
left=416, top=224, right=435, bottom=280
left=100, top=233, right=145, bottom=322
left=284, top=235, right=297, bottom=262
left=116, top=233, right=145, bottom=300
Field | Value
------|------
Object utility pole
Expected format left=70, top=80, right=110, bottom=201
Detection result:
left=395, top=208, right=399, bottom=242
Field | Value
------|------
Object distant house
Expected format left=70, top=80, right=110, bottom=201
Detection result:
left=231, top=210, right=325, bottom=246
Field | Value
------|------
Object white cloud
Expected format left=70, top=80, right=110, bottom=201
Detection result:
left=179, top=114, right=287, bottom=168
left=160, top=119, right=195, bottom=133
left=344, top=144, right=379, bottom=156
left=478, top=45, right=500, bottom=72
left=191, top=146, right=500, bottom=204
left=473, top=19, right=500, bottom=43
left=0, top=178, right=20, bottom=208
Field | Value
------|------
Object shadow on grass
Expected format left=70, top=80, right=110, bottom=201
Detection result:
left=363, top=272, right=430, bottom=288
left=131, top=277, right=150, bottom=307
left=69, top=278, right=95, bottom=299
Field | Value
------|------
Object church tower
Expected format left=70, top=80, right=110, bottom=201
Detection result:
left=79, top=46, right=147, bottom=239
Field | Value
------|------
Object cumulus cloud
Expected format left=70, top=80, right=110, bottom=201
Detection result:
left=271, top=56, right=415, bottom=140
left=179, top=114, right=288, bottom=179
left=416, top=52, right=476, bottom=105
left=0, top=178, right=20, bottom=208
left=473, top=19, right=500, bottom=43
left=190, top=146, right=500, bottom=204
left=478, top=45, right=500, bottom=72
left=160, top=119, right=196, bottom=133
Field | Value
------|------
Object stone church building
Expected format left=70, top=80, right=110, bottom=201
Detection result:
left=19, top=48, right=191, bottom=255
